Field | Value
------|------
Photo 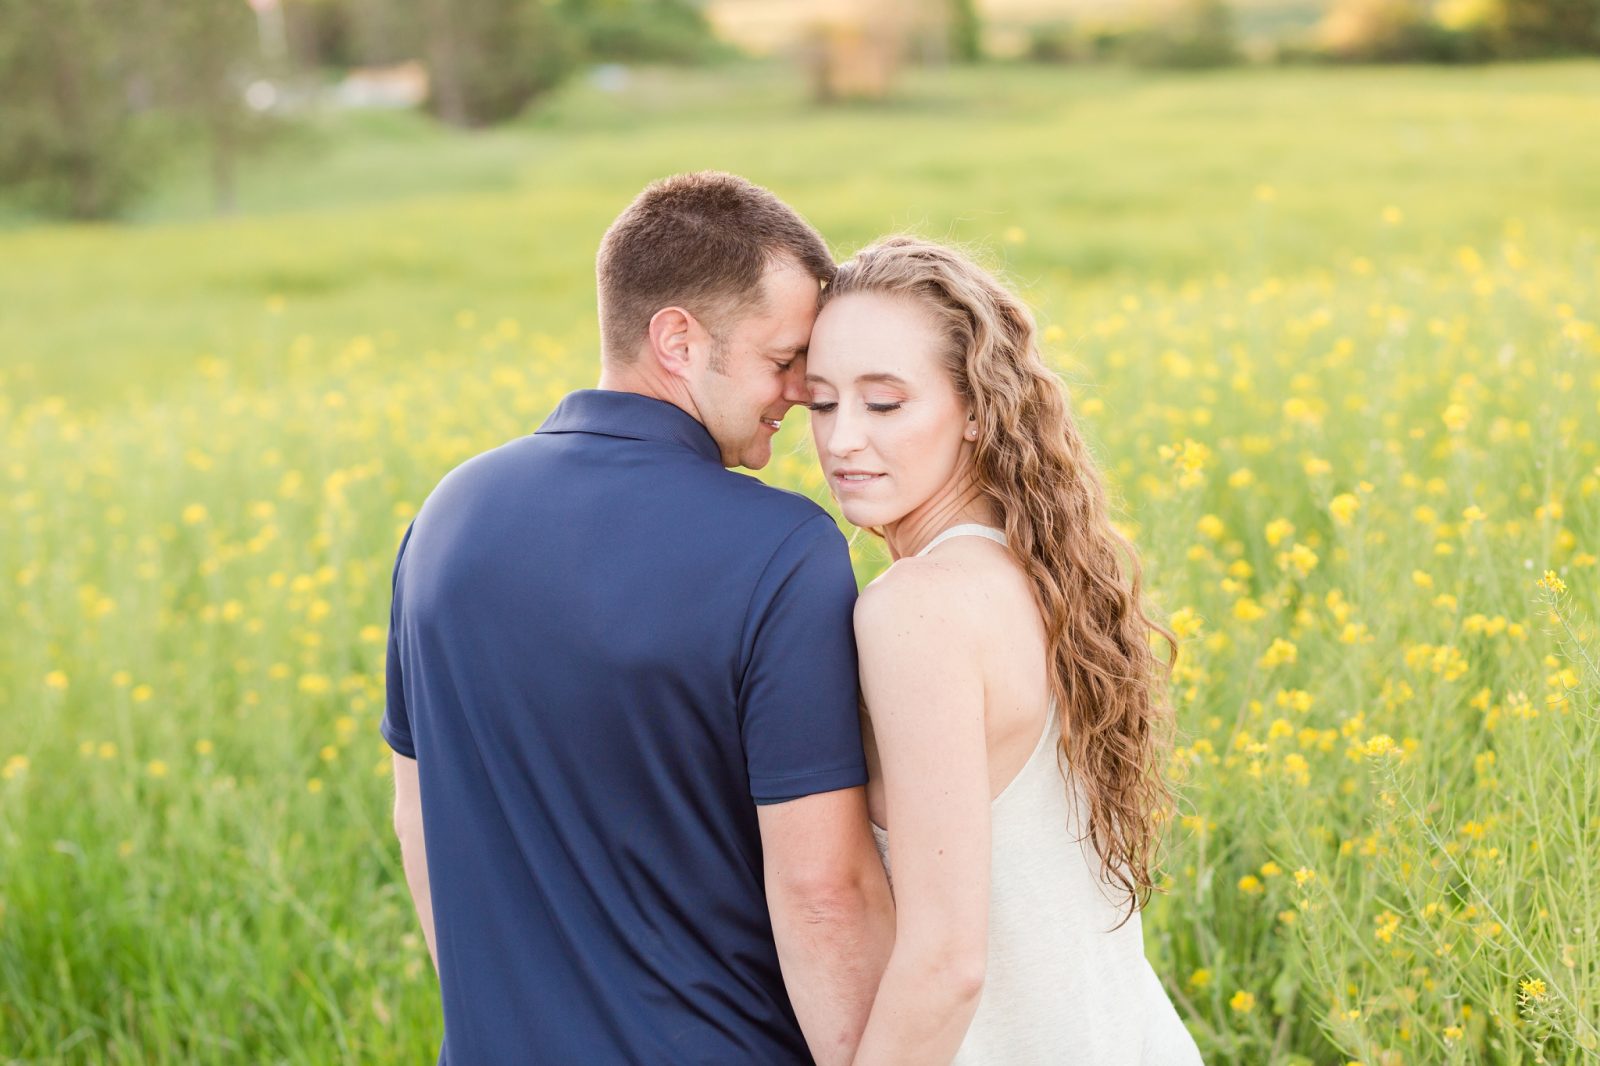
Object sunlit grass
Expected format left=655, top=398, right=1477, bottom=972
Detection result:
left=3, top=61, right=1599, bottom=1063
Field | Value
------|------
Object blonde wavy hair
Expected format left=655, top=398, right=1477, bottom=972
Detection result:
left=820, top=236, right=1179, bottom=916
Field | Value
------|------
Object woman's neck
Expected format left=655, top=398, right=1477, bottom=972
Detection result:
left=883, top=478, right=996, bottom=561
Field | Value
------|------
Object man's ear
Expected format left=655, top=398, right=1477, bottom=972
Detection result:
left=646, top=307, right=696, bottom=378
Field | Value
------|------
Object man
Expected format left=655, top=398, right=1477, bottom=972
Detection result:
left=383, top=172, right=894, bottom=1064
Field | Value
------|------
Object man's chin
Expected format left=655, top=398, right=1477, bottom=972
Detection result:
left=737, top=431, right=780, bottom=469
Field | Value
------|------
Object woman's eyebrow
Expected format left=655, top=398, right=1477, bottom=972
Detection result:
left=803, top=370, right=909, bottom=386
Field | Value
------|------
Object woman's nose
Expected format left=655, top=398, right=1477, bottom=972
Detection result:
left=826, top=406, right=866, bottom=457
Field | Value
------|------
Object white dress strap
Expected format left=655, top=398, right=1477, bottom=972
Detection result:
left=916, top=523, right=1008, bottom=557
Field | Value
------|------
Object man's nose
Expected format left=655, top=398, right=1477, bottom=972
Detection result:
left=781, top=363, right=809, bottom=405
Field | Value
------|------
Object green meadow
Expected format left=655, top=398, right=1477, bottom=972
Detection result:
left=3, top=61, right=1599, bottom=1063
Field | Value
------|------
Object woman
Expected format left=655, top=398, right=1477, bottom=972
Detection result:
left=803, top=237, right=1203, bottom=1065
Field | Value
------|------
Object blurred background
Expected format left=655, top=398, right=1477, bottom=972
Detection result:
left=3, top=0, right=1597, bottom=226
left=4, top=1, right=1600, bottom=1063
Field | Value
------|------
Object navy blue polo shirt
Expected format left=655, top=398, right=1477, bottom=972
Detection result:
left=382, top=388, right=866, bottom=1065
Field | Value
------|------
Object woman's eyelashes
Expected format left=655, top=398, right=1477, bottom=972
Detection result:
left=803, top=401, right=903, bottom=413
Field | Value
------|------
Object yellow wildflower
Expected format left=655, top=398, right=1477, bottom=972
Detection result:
left=1329, top=493, right=1360, bottom=525
left=1169, top=607, right=1204, bottom=640
left=1373, top=911, right=1401, bottom=943
left=1233, top=598, right=1265, bottom=622
left=1278, top=542, right=1319, bottom=577
left=1363, top=734, right=1397, bottom=758
left=1259, top=638, right=1298, bottom=668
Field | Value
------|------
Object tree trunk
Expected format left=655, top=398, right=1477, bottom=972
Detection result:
left=423, top=0, right=469, bottom=127
left=211, top=106, right=236, bottom=215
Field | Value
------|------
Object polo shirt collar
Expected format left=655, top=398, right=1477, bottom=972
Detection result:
left=536, top=389, right=723, bottom=465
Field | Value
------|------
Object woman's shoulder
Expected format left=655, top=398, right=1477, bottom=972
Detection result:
left=854, top=541, right=1007, bottom=644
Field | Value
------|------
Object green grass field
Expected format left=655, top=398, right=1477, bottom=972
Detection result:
left=3, top=61, right=1599, bottom=1063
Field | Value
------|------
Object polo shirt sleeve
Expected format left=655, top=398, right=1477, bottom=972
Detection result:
left=380, top=523, right=416, bottom=759
left=740, top=513, right=867, bottom=805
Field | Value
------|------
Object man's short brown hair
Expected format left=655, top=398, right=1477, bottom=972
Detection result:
left=596, top=172, right=834, bottom=364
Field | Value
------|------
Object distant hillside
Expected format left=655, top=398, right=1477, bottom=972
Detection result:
left=707, top=0, right=1328, bottom=52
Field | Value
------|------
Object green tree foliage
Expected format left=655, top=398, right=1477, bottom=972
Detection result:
left=0, top=0, right=259, bottom=218
left=950, top=0, right=984, bottom=62
left=421, top=0, right=722, bottom=128
left=1317, top=0, right=1600, bottom=59
left=283, top=0, right=429, bottom=68
left=152, top=0, right=260, bottom=213
left=1497, top=0, right=1600, bottom=53
left=557, top=0, right=720, bottom=64
left=1131, top=0, right=1243, bottom=67
left=0, top=0, right=159, bottom=219
left=422, top=0, right=578, bottom=127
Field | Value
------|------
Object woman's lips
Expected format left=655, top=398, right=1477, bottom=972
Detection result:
left=831, top=470, right=885, bottom=489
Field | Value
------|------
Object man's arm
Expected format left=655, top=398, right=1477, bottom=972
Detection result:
left=758, top=786, right=895, bottom=1066
left=392, top=752, right=439, bottom=972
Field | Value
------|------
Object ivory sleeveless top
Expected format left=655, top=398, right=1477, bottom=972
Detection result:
left=869, top=524, right=1204, bottom=1066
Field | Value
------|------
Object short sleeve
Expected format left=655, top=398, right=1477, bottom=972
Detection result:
left=740, top=513, right=866, bottom=805
left=380, top=523, right=416, bottom=758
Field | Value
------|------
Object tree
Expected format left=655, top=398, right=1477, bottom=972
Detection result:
left=153, top=0, right=260, bottom=214
left=0, top=0, right=157, bottom=219
left=421, top=0, right=577, bottom=127
left=1496, top=0, right=1600, bottom=53
left=556, top=0, right=719, bottom=63
left=950, top=0, right=983, bottom=62
left=1132, top=0, right=1242, bottom=67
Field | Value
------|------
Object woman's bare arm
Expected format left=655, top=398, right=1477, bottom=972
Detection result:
left=850, top=560, right=992, bottom=1065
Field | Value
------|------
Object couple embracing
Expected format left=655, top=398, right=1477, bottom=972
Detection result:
left=381, top=172, right=1204, bottom=1065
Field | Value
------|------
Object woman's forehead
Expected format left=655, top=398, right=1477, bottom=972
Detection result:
left=809, top=294, right=944, bottom=380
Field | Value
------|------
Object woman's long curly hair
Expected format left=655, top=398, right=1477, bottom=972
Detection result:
left=819, top=236, right=1178, bottom=917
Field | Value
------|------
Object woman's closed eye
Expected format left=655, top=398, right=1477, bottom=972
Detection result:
left=803, top=401, right=903, bottom=413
